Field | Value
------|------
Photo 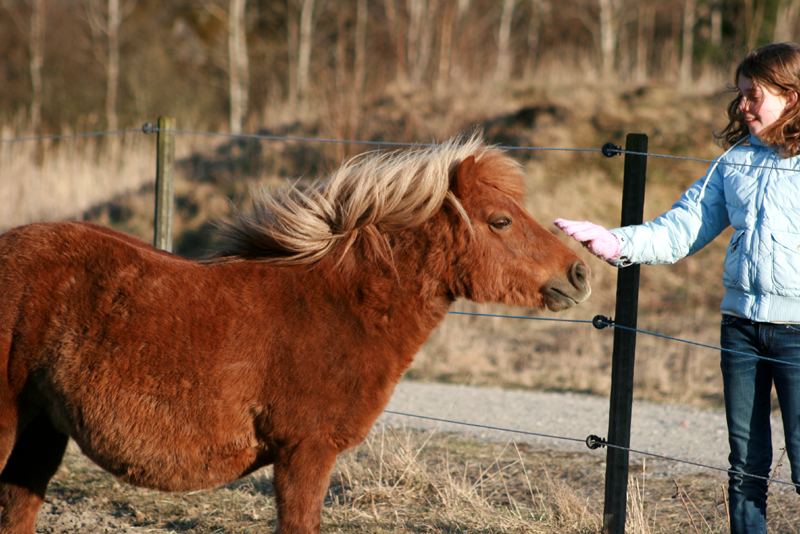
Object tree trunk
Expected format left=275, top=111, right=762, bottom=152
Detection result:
left=383, top=0, right=408, bottom=85
left=286, top=1, right=298, bottom=109
left=29, top=0, right=44, bottom=132
left=354, top=0, right=367, bottom=95
left=406, top=0, right=433, bottom=85
left=106, top=0, right=120, bottom=132
left=710, top=0, right=722, bottom=46
left=451, top=0, right=470, bottom=78
left=296, top=0, right=314, bottom=103
left=597, top=0, right=617, bottom=80
left=679, top=0, right=695, bottom=84
left=495, top=0, right=516, bottom=82
left=335, top=7, right=347, bottom=91
left=435, top=0, right=454, bottom=94
left=774, top=0, right=800, bottom=42
left=635, top=4, right=654, bottom=84
left=228, top=0, right=248, bottom=134
left=524, top=0, right=545, bottom=80
left=744, top=0, right=765, bottom=50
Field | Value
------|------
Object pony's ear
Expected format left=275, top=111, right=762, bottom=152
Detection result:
left=450, top=156, right=477, bottom=199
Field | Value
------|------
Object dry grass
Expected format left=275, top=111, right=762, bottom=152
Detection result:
left=43, top=428, right=800, bottom=533
left=0, top=127, right=156, bottom=231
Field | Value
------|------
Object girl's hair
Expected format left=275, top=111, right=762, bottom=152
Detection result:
left=717, top=42, right=800, bottom=157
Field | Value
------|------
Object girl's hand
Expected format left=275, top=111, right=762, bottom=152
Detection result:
left=553, top=219, right=621, bottom=261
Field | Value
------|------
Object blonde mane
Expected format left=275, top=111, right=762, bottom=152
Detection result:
left=215, top=134, right=495, bottom=265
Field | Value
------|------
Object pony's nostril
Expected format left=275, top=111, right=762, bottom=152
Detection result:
left=570, top=261, right=589, bottom=289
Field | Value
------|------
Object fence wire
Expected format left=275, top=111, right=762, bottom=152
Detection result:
left=7, top=125, right=800, bottom=174
left=5, top=125, right=800, bottom=493
left=383, top=409, right=799, bottom=490
left=0, top=128, right=141, bottom=144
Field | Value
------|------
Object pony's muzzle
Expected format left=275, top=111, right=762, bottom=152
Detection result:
left=542, top=261, right=591, bottom=311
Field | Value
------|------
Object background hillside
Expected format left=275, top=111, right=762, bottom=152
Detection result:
left=3, top=0, right=796, bottom=408
left=2, top=0, right=799, bottom=133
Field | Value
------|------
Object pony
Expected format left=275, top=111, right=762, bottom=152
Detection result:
left=0, top=135, right=590, bottom=533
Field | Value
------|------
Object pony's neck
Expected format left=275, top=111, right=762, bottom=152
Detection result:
left=322, top=215, right=459, bottom=362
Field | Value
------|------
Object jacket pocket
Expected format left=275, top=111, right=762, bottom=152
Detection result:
left=771, top=230, right=800, bottom=292
left=722, top=229, right=746, bottom=288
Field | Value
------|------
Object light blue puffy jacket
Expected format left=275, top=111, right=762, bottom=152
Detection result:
left=610, top=135, right=800, bottom=323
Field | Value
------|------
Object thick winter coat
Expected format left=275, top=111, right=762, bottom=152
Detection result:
left=611, top=135, right=800, bottom=323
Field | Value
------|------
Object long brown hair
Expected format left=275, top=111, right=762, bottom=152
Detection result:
left=717, top=42, right=800, bottom=157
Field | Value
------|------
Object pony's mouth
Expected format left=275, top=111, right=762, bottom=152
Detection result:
left=542, top=285, right=591, bottom=311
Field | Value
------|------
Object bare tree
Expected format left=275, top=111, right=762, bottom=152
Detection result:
left=744, top=0, right=765, bottom=50
left=435, top=0, right=455, bottom=93
left=597, top=0, right=619, bottom=80
left=106, top=0, right=120, bottom=131
left=495, top=0, right=517, bottom=82
left=524, top=0, right=547, bottom=80
left=228, top=0, right=248, bottom=133
left=85, top=0, right=135, bottom=132
left=354, top=0, right=367, bottom=95
left=679, top=0, right=695, bottom=84
left=296, top=0, right=315, bottom=102
left=634, top=3, right=654, bottom=84
left=710, top=0, right=722, bottom=46
left=383, top=0, right=408, bottom=84
left=2, top=0, right=47, bottom=132
left=774, top=0, right=800, bottom=42
left=29, top=0, right=44, bottom=132
left=383, top=0, right=436, bottom=87
left=286, top=1, right=298, bottom=108
left=407, top=0, right=434, bottom=85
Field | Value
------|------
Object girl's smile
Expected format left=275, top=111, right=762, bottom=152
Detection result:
left=737, top=75, right=795, bottom=136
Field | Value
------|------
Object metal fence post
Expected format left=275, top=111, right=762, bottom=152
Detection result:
left=153, top=116, right=175, bottom=251
left=602, top=133, right=648, bottom=534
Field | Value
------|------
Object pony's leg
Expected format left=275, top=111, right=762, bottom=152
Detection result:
left=0, top=340, right=18, bottom=472
left=0, top=394, right=17, bottom=472
left=0, top=413, right=68, bottom=534
left=272, top=441, right=338, bottom=534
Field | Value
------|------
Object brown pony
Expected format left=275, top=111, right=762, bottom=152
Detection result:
left=0, top=135, right=590, bottom=533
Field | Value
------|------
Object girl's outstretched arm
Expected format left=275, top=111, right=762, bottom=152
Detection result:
left=554, top=219, right=621, bottom=262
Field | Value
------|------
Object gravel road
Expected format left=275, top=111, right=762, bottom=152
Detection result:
left=381, top=380, right=793, bottom=483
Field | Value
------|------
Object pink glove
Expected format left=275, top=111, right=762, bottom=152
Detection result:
left=554, top=218, right=621, bottom=261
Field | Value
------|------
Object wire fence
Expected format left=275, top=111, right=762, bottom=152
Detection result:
left=5, top=125, right=800, bottom=174
left=3, top=125, right=799, bottom=492
left=443, top=310, right=800, bottom=489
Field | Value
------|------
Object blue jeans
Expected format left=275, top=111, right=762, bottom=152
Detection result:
left=720, top=315, right=800, bottom=534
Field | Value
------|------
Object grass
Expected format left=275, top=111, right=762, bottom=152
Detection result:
left=0, top=127, right=157, bottom=232
left=44, top=427, right=800, bottom=533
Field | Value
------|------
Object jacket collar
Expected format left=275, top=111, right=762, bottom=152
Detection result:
left=749, top=134, right=767, bottom=147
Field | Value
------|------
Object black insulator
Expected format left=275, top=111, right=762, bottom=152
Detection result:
left=601, top=142, right=622, bottom=158
left=592, top=315, right=613, bottom=330
left=585, top=434, right=607, bottom=450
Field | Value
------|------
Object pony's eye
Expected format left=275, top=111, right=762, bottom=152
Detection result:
left=489, top=216, right=512, bottom=230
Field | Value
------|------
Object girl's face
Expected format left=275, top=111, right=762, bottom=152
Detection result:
left=737, top=75, right=794, bottom=137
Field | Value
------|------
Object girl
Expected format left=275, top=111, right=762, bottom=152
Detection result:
left=556, top=42, right=800, bottom=534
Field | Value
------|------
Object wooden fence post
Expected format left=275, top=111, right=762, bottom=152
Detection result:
left=153, top=116, right=176, bottom=251
left=602, top=133, right=648, bottom=534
